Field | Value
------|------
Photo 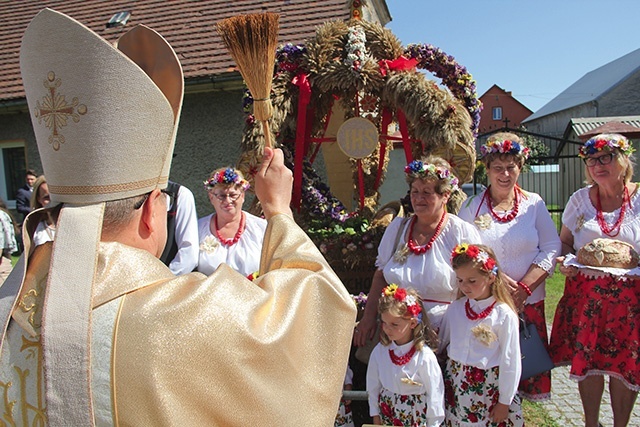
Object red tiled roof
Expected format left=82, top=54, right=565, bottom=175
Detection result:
left=0, top=0, right=350, bottom=102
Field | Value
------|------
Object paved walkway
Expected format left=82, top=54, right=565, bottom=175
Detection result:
left=540, top=329, right=640, bottom=426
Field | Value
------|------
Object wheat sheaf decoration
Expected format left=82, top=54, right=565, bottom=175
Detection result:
left=217, top=13, right=279, bottom=148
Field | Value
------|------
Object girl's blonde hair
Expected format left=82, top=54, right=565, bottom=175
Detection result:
left=450, top=243, right=517, bottom=313
left=30, top=175, right=48, bottom=210
left=378, top=286, right=438, bottom=350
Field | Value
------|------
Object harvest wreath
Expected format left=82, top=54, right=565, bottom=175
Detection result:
left=238, top=18, right=480, bottom=278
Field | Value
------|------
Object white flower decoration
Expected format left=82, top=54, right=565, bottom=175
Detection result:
left=199, top=235, right=219, bottom=253
left=405, top=295, right=417, bottom=306
left=476, top=250, right=489, bottom=264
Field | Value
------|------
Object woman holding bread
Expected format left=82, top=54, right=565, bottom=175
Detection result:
left=550, top=133, right=639, bottom=427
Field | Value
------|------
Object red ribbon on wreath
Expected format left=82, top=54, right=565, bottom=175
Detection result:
left=291, top=72, right=312, bottom=211
left=378, top=56, right=418, bottom=77
left=396, top=108, right=413, bottom=164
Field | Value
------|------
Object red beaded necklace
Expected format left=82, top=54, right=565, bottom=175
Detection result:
left=214, top=212, right=245, bottom=246
left=465, top=299, right=497, bottom=321
left=596, top=185, right=630, bottom=237
left=389, top=345, right=417, bottom=366
left=406, top=211, right=446, bottom=255
left=484, top=186, right=519, bottom=223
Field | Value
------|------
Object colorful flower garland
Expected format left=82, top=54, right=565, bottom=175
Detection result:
left=405, top=43, right=482, bottom=137
left=276, top=43, right=306, bottom=72
left=204, top=167, right=250, bottom=191
left=579, top=133, right=635, bottom=158
left=480, top=138, right=531, bottom=159
left=404, top=160, right=459, bottom=190
left=451, top=243, right=498, bottom=274
left=382, top=284, right=422, bottom=317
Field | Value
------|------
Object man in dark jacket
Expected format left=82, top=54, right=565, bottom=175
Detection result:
left=15, top=169, right=37, bottom=222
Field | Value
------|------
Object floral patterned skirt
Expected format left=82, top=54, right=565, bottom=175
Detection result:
left=444, top=359, right=524, bottom=427
left=518, top=301, right=551, bottom=401
left=334, top=399, right=354, bottom=427
left=549, top=272, right=640, bottom=391
left=379, top=387, right=429, bottom=427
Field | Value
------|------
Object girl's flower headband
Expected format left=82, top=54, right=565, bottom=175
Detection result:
left=404, top=160, right=459, bottom=191
left=579, top=133, right=634, bottom=158
left=451, top=243, right=498, bottom=275
left=382, top=284, right=422, bottom=317
left=204, top=168, right=250, bottom=191
left=480, top=138, right=530, bottom=159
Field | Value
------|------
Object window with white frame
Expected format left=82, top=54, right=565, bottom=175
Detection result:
left=492, top=107, right=502, bottom=120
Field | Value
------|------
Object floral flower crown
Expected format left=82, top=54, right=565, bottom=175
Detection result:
left=579, top=133, right=635, bottom=158
left=381, top=284, right=422, bottom=317
left=404, top=160, right=459, bottom=191
left=451, top=243, right=498, bottom=275
left=204, top=168, right=250, bottom=191
left=480, top=138, right=530, bottom=159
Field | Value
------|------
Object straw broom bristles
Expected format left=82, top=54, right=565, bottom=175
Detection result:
left=217, top=13, right=279, bottom=148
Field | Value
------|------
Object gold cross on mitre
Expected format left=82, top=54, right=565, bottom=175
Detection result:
left=34, top=71, right=87, bottom=151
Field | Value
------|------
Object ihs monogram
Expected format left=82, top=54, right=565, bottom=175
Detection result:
left=34, top=71, right=87, bottom=151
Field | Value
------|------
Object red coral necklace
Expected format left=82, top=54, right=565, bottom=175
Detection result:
left=465, top=299, right=497, bottom=321
left=389, top=345, right=417, bottom=366
left=596, top=185, right=630, bottom=237
left=484, top=186, right=519, bottom=223
left=407, top=211, right=446, bottom=255
left=214, top=212, right=245, bottom=246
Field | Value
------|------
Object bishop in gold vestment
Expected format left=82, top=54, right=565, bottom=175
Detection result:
left=0, top=8, right=356, bottom=426
left=1, top=212, right=356, bottom=426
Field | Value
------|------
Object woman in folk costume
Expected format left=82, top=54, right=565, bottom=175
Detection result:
left=457, top=132, right=560, bottom=401
left=0, top=9, right=355, bottom=426
left=197, top=166, right=266, bottom=276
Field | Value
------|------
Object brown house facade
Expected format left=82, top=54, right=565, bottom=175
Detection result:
left=0, top=0, right=391, bottom=215
left=478, top=84, right=533, bottom=134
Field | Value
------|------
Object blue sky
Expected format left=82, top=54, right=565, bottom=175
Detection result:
left=386, top=0, right=640, bottom=113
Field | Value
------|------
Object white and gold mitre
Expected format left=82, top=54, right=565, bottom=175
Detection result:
left=20, top=8, right=184, bottom=204
left=10, top=9, right=184, bottom=424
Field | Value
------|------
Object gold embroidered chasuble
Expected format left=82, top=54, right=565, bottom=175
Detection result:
left=0, top=214, right=356, bottom=426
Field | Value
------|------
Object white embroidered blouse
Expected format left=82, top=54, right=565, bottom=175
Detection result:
left=458, top=190, right=561, bottom=304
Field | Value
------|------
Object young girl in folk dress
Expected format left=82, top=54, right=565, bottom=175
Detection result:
left=439, top=244, right=524, bottom=427
left=366, top=285, right=444, bottom=427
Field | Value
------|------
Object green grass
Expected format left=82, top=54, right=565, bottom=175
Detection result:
left=544, top=266, right=565, bottom=325
left=523, top=399, right=561, bottom=427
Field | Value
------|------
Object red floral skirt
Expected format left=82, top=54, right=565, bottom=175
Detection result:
left=518, top=301, right=551, bottom=401
left=549, top=272, right=640, bottom=391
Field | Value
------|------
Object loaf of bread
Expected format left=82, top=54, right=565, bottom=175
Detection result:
left=577, top=238, right=640, bottom=269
